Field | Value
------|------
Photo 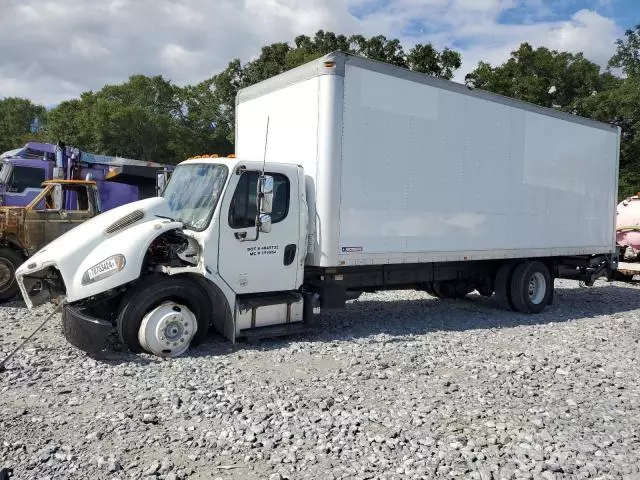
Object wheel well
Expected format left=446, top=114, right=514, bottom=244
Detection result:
left=182, top=273, right=233, bottom=339
left=116, top=272, right=231, bottom=334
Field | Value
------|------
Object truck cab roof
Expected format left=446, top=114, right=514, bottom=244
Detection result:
left=180, top=155, right=300, bottom=171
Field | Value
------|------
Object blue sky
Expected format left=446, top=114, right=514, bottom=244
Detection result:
left=498, top=0, right=635, bottom=25
left=0, top=0, right=637, bottom=104
left=344, top=0, right=636, bottom=82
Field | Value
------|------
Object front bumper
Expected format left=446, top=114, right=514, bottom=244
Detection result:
left=62, top=304, right=113, bottom=354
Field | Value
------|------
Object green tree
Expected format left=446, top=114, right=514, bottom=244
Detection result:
left=46, top=75, right=187, bottom=162
left=0, top=97, right=46, bottom=153
left=44, top=31, right=460, bottom=161
left=202, top=30, right=462, bottom=145
left=45, top=94, right=98, bottom=151
left=609, top=24, right=640, bottom=79
left=464, top=43, right=603, bottom=110
left=576, top=26, right=640, bottom=198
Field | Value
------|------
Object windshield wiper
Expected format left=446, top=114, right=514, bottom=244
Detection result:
left=155, top=214, right=181, bottom=222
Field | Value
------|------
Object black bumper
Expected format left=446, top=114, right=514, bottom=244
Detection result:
left=62, top=304, right=113, bottom=354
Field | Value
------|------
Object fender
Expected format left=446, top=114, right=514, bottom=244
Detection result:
left=65, top=219, right=185, bottom=302
left=184, top=273, right=235, bottom=342
left=16, top=197, right=181, bottom=307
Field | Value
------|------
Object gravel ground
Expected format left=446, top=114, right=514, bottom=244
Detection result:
left=2, top=278, right=640, bottom=480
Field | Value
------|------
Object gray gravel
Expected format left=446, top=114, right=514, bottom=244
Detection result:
left=2, top=279, right=640, bottom=479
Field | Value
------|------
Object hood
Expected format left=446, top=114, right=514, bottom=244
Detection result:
left=16, top=196, right=185, bottom=306
left=33, top=196, right=171, bottom=258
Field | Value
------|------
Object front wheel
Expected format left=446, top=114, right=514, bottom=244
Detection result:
left=117, top=275, right=211, bottom=357
left=0, top=248, right=24, bottom=302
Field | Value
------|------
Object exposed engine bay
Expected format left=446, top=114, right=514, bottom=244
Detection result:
left=143, top=230, right=199, bottom=272
left=19, top=229, right=201, bottom=313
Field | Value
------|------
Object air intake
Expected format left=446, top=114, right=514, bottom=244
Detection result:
left=104, top=209, right=145, bottom=234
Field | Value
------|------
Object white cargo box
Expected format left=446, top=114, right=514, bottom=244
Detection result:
left=236, top=52, right=621, bottom=268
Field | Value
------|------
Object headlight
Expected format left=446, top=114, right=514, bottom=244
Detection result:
left=81, top=254, right=126, bottom=285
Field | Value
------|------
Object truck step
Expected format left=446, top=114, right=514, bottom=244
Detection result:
left=236, top=291, right=302, bottom=309
left=237, top=322, right=308, bottom=342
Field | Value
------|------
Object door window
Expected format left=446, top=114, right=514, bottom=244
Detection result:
left=34, top=185, right=91, bottom=212
left=229, top=172, right=290, bottom=228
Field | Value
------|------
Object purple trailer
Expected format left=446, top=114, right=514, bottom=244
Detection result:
left=0, top=142, right=172, bottom=210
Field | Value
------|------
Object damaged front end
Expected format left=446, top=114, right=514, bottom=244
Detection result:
left=17, top=226, right=203, bottom=354
left=18, top=262, right=67, bottom=309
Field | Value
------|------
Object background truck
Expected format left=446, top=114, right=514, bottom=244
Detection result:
left=0, top=179, right=100, bottom=302
left=16, top=52, right=621, bottom=358
left=0, top=141, right=173, bottom=211
left=613, top=191, right=640, bottom=280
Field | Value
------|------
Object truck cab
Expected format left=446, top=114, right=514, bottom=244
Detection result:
left=16, top=156, right=309, bottom=357
left=0, top=180, right=100, bottom=302
left=0, top=158, right=50, bottom=207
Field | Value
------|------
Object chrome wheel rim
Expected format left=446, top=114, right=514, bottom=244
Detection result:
left=528, top=272, right=546, bottom=304
left=138, top=301, right=197, bottom=357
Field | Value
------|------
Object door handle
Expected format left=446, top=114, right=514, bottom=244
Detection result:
left=234, top=231, right=247, bottom=240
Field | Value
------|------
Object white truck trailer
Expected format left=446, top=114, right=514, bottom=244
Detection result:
left=15, top=52, right=621, bottom=358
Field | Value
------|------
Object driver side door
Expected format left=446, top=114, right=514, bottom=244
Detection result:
left=217, top=165, right=301, bottom=294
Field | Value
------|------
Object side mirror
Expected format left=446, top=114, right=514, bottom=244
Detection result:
left=258, top=175, right=273, bottom=214
left=259, top=214, right=272, bottom=233
left=156, top=172, right=167, bottom=196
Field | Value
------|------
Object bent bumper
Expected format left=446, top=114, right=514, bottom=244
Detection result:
left=62, top=304, right=113, bottom=354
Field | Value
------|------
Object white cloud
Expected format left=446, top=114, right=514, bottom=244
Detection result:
left=0, top=0, right=625, bottom=105
left=452, top=9, right=621, bottom=81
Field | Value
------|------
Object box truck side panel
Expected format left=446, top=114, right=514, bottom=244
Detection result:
left=236, top=76, right=321, bottom=170
left=338, top=64, right=618, bottom=264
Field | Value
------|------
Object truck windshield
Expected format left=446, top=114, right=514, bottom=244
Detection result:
left=161, top=163, right=228, bottom=231
left=0, top=161, right=12, bottom=184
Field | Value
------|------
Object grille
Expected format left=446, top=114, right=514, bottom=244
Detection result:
left=104, top=209, right=145, bottom=234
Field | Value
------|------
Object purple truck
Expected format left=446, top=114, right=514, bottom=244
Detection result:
left=0, top=142, right=172, bottom=210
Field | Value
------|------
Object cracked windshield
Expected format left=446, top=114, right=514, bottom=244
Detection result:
left=162, top=163, right=228, bottom=231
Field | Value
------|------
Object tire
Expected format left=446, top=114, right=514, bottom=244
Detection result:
left=509, top=261, right=553, bottom=314
left=0, top=247, right=23, bottom=303
left=117, top=275, right=211, bottom=354
left=494, top=262, right=516, bottom=310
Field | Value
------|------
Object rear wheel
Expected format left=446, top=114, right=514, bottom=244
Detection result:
left=0, top=248, right=23, bottom=302
left=509, top=261, right=553, bottom=314
left=494, top=262, right=516, bottom=310
left=117, top=275, right=211, bottom=357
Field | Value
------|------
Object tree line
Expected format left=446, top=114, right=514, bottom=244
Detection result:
left=1, top=27, right=639, bottom=196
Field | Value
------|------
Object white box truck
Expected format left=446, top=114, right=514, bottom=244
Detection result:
left=15, top=52, right=621, bottom=358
